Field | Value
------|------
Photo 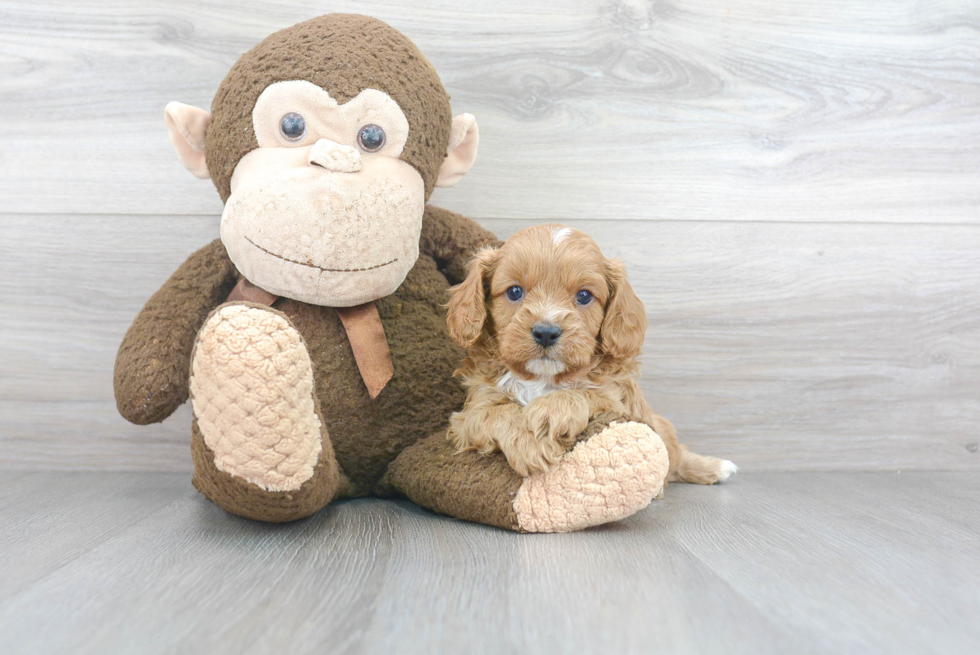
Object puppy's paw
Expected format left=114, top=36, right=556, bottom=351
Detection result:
left=523, top=391, right=591, bottom=449
left=717, top=459, right=739, bottom=481
left=499, top=428, right=568, bottom=477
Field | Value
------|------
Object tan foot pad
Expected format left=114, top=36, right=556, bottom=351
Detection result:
left=190, top=304, right=322, bottom=492
left=513, top=421, right=669, bottom=533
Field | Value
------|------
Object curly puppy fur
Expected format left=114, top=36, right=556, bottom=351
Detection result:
left=445, top=224, right=736, bottom=482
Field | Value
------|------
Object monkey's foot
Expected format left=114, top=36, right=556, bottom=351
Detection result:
left=189, top=303, right=340, bottom=522
left=385, top=417, right=668, bottom=533
left=513, top=419, right=669, bottom=533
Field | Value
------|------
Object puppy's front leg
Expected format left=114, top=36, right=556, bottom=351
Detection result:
left=516, top=389, right=630, bottom=475
left=523, top=389, right=593, bottom=454
left=524, top=388, right=625, bottom=445
left=448, top=387, right=524, bottom=456
left=448, top=390, right=551, bottom=476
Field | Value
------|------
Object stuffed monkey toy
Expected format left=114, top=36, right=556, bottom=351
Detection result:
left=115, top=14, right=669, bottom=532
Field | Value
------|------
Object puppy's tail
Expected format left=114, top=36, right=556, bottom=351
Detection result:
left=671, top=445, right=738, bottom=485
left=644, top=411, right=737, bottom=485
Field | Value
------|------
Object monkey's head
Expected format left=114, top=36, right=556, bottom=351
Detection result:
left=164, top=14, right=478, bottom=306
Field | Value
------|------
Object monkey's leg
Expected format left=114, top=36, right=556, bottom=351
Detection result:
left=384, top=415, right=669, bottom=533
left=189, top=303, right=342, bottom=522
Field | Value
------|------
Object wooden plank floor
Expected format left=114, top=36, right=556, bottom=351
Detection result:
left=1, top=471, right=976, bottom=654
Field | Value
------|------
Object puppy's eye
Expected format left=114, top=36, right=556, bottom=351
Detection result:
left=506, top=285, right=524, bottom=302
left=357, top=124, right=386, bottom=152
left=280, top=113, right=306, bottom=141
left=575, top=289, right=594, bottom=305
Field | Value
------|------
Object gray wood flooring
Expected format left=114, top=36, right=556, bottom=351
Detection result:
left=1, top=471, right=977, bottom=654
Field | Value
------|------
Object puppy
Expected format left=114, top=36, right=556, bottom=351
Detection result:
left=445, top=224, right=736, bottom=483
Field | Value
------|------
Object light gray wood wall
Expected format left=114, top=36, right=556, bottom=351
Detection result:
left=1, top=0, right=978, bottom=472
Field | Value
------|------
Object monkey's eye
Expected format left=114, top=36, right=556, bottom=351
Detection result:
left=357, top=124, right=386, bottom=152
left=506, top=285, right=524, bottom=302
left=280, top=113, right=306, bottom=141
left=575, top=290, right=594, bottom=305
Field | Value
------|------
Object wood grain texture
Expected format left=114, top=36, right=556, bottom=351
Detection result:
left=0, top=472, right=976, bottom=654
left=2, top=215, right=977, bottom=472
left=0, top=0, right=977, bottom=221
left=0, top=472, right=188, bottom=601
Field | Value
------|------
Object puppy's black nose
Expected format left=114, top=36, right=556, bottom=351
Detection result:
left=531, top=323, right=562, bottom=348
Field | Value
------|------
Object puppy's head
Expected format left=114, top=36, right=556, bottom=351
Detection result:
left=447, top=224, right=648, bottom=381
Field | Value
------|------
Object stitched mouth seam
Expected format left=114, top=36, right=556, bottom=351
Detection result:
left=244, top=236, right=398, bottom=272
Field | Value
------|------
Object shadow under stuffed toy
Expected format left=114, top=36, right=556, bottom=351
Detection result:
left=114, top=13, right=670, bottom=532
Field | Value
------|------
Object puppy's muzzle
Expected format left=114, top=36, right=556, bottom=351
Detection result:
left=531, top=322, right=562, bottom=349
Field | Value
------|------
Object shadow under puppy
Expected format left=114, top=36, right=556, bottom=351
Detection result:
left=446, top=224, right=736, bottom=484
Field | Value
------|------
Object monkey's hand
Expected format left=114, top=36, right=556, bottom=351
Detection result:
left=420, top=205, right=502, bottom=285
left=114, top=239, right=238, bottom=425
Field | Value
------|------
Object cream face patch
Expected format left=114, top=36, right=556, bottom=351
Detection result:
left=222, top=154, right=424, bottom=307
left=222, top=80, right=426, bottom=307
left=250, top=80, right=410, bottom=157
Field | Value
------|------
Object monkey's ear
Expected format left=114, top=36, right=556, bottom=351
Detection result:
left=446, top=246, right=498, bottom=348
left=164, top=102, right=211, bottom=179
left=436, top=113, right=479, bottom=188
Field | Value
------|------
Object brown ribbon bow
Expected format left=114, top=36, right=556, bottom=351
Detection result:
left=227, top=278, right=394, bottom=399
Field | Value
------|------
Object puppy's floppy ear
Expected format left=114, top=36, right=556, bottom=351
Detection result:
left=446, top=247, right=500, bottom=348
left=600, top=258, right=648, bottom=360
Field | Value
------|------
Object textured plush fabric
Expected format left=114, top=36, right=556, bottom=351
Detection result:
left=220, top=138, right=426, bottom=307
left=385, top=415, right=670, bottom=533
left=250, top=82, right=411, bottom=158
left=384, top=431, right=524, bottom=531
left=191, top=416, right=342, bottom=523
left=205, top=14, right=452, bottom=203
left=116, top=208, right=498, bottom=508
left=114, top=239, right=239, bottom=425
left=513, top=421, right=670, bottom=533
left=118, top=204, right=670, bottom=530
left=419, top=205, right=503, bottom=283
left=164, top=102, right=210, bottom=178
left=275, top=254, right=469, bottom=494
left=190, top=304, right=324, bottom=492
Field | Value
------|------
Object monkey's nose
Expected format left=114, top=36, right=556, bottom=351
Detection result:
left=531, top=323, right=562, bottom=349
left=309, top=139, right=362, bottom=173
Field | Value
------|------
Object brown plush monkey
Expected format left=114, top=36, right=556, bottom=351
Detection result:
left=115, top=14, right=668, bottom=532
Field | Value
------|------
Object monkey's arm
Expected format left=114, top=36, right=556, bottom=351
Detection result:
left=114, top=239, right=239, bottom=425
left=420, top=205, right=503, bottom=285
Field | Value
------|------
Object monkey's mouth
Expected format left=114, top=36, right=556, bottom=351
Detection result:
left=245, top=236, right=398, bottom=273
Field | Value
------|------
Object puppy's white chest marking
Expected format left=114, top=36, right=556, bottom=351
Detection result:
left=497, top=372, right=566, bottom=406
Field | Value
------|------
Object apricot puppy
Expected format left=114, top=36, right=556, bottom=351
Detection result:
left=446, top=224, right=736, bottom=482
